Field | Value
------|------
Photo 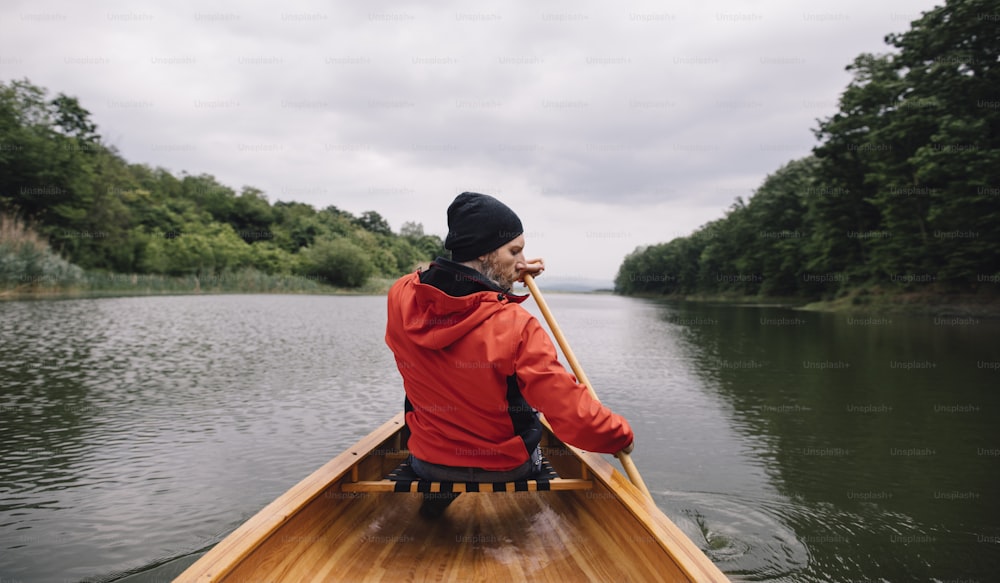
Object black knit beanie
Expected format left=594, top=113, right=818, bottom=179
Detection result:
left=445, top=192, right=524, bottom=262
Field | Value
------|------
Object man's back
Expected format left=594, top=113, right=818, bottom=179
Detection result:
left=386, top=260, right=633, bottom=472
left=386, top=264, right=541, bottom=471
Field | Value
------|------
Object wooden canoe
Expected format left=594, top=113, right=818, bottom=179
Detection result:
left=176, top=412, right=729, bottom=582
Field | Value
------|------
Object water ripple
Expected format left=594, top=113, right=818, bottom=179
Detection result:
left=662, top=488, right=957, bottom=582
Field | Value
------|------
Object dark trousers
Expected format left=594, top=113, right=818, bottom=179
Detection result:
left=409, top=445, right=543, bottom=482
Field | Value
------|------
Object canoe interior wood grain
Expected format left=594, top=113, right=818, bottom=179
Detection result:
left=176, top=413, right=729, bottom=582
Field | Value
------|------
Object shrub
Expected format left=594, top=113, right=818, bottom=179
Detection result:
left=300, top=237, right=373, bottom=288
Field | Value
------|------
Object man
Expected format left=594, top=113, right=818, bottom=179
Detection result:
left=385, top=192, right=635, bottom=517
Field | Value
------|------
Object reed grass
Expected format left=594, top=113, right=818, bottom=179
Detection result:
left=0, top=214, right=84, bottom=289
left=77, top=269, right=333, bottom=296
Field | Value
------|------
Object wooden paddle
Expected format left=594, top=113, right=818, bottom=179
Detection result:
left=522, top=273, right=653, bottom=500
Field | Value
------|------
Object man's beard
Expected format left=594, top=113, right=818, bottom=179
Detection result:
left=479, top=253, right=515, bottom=292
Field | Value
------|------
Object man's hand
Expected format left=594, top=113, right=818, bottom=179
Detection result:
left=515, top=257, right=545, bottom=283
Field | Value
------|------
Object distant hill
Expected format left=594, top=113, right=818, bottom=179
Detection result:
left=527, top=276, right=613, bottom=293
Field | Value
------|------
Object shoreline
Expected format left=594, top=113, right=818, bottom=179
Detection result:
left=0, top=287, right=380, bottom=302
left=623, top=289, right=1000, bottom=318
left=0, top=276, right=396, bottom=302
left=798, top=294, right=1000, bottom=318
left=6, top=283, right=999, bottom=318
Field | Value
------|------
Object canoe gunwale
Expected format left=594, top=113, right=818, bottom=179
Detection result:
left=562, top=442, right=730, bottom=582
left=179, top=414, right=407, bottom=582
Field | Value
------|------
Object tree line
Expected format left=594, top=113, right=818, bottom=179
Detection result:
left=0, top=80, right=445, bottom=289
left=616, top=0, right=999, bottom=301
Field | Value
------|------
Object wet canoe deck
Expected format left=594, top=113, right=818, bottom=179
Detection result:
left=218, top=490, right=689, bottom=581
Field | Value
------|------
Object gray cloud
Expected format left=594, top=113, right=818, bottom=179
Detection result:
left=1, top=0, right=941, bottom=279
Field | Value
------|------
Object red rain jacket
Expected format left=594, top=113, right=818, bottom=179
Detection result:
left=385, top=271, right=634, bottom=471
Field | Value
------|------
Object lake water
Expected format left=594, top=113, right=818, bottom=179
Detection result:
left=1, top=293, right=998, bottom=582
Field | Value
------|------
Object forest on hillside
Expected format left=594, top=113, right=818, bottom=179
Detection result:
left=615, top=0, right=999, bottom=303
left=0, top=82, right=445, bottom=292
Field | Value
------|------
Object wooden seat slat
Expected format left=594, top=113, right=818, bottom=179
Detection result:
left=341, top=478, right=592, bottom=493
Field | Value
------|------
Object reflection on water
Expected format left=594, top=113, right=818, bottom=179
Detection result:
left=652, top=301, right=1000, bottom=582
left=0, top=295, right=402, bottom=582
left=1, top=294, right=998, bottom=582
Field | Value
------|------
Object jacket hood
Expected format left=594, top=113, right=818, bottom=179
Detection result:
left=390, top=273, right=512, bottom=350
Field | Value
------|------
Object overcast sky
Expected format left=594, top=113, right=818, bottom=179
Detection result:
left=1, top=0, right=942, bottom=283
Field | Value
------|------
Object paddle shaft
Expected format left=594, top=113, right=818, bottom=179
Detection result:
left=522, top=274, right=653, bottom=500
